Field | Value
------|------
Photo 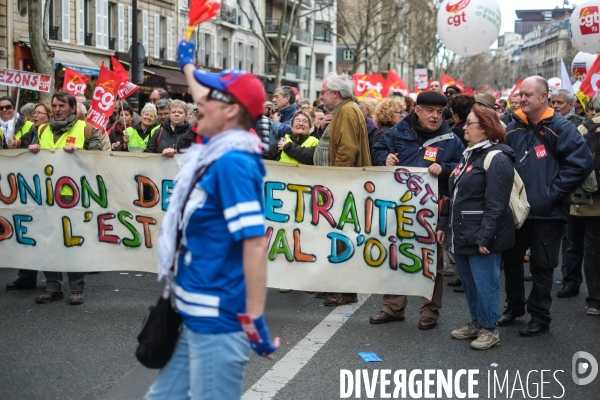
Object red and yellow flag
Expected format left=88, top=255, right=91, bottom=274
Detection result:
left=576, top=54, right=600, bottom=109
left=62, top=68, right=89, bottom=96
left=87, top=63, right=124, bottom=131
left=353, top=74, right=385, bottom=101
left=382, top=70, right=409, bottom=97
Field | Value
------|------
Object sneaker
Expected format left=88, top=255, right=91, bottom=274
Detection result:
left=69, top=291, right=85, bottom=305
left=470, top=329, right=500, bottom=350
left=35, top=291, right=64, bottom=304
left=451, top=321, right=480, bottom=339
left=587, top=308, right=600, bottom=316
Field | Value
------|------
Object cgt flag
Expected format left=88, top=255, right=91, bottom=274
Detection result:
left=63, top=68, right=89, bottom=96
left=576, top=54, right=600, bottom=110
left=111, top=56, right=139, bottom=99
left=382, top=70, right=409, bottom=97
left=441, top=74, right=465, bottom=91
left=88, top=63, right=123, bottom=132
left=353, top=74, right=385, bottom=101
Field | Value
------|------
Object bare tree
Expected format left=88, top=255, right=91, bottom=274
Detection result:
left=236, top=0, right=332, bottom=89
left=27, top=0, right=54, bottom=101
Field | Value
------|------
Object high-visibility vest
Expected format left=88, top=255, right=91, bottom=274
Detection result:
left=15, top=120, right=34, bottom=140
left=126, top=125, right=160, bottom=152
left=279, top=134, right=319, bottom=164
left=38, top=120, right=87, bottom=150
left=38, top=120, right=87, bottom=197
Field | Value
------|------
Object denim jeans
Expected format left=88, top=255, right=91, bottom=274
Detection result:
left=454, top=252, right=501, bottom=330
left=43, top=272, right=85, bottom=292
left=146, top=326, right=250, bottom=400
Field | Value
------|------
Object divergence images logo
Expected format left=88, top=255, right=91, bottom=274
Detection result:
left=580, top=6, right=600, bottom=35
left=572, top=351, right=598, bottom=386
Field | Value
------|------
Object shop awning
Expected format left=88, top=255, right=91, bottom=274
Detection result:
left=145, top=66, right=189, bottom=94
left=53, top=49, right=101, bottom=76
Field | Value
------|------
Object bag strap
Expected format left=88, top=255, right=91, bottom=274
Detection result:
left=483, top=150, right=502, bottom=170
left=422, top=133, right=455, bottom=148
left=37, top=123, right=49, bottom=139
left=156, top=128, right=164, bottom=150
left=583, top=119, right=600, bottom=135
left=84, top=122, right=94, bottom=140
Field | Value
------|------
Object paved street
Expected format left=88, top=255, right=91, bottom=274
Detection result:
left=1, top=266, right=599, bottom=400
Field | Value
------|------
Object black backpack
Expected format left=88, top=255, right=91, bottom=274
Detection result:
left=582, top=119, right=600, bottom=193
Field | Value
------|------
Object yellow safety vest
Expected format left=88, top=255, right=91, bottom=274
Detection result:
left=279, top=134, right=319, bottom=164
left=15, top=120, right=34, bottom=140
left=126, top=125, right=160, bottom=152
left=38, top=120, right=87, bottom=197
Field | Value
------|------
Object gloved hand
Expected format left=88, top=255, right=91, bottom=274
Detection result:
left=177, top=40, right=196, bottom=70
left=238, top=314, right=278, bottom=357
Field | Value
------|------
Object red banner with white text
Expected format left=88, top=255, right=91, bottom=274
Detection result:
left=87, top=64, right=123, bottom=131
left=353, top=74, right=385, bottom=101
left=62, top=68, right=89, bottom=96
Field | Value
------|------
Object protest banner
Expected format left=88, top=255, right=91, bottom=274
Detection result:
left=63, top=68, right=89, bottom=96
left=87, top=64, right=123, bottom=131
left=0, top=68, right=53, bottom=93
left=111, top=56, right=139, bottom=99
left=353, top=74, right=385, bottom=101
left=382, top=70, right=410, bottom=97
left=0, top=152, right=438, bottom=297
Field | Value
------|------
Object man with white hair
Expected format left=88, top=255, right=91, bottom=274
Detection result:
left=551, top=88, right=585, bottom=126
left=314, top=72, right=371, bottom=307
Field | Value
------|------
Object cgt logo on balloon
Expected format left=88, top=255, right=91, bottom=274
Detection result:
left=579, top=6, right=600, bottom=35
left=446, top=0, right=470, bottom=26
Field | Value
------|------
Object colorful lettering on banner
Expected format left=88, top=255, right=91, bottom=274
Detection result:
left=88, top=63, right=123, bottom=131
left=0, top=152, right=438, bottom=298
left=0, top=68, right=53, bottom=93
left=535, top=144, right=547, bottom=159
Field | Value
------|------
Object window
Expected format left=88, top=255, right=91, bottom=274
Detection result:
left=237, top=42, right=244, bottom=70
left=203, top=34, right=212, bottom=67
left=314, top=22, right=331, bottom=42
left=343, top=49, right=354, bottom=61
left=249, top=45, right=255, bottom=73
left=221, top=37, right=229, bottom=69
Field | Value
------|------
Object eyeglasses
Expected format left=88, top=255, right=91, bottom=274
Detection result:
left=0, top=105, right=14, bottom=111
left=445, top=90, right=457, bottom=96
left=465, top=120, right=480, bottom=126
left=208, top=88, right=234, bottom=104
left=293, top=119, right=309, bottom=125
left=32, top=111, right=48, bottom=115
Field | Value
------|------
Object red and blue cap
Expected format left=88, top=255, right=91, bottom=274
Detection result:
left=192, top=69, right=266, bottom=120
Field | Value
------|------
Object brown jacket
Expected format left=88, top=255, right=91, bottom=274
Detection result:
left=329, top=99, right=371, bottom=167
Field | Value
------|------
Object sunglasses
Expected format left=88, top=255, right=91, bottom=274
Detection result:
left=208, top=89, right=234, bottom=104
left=0, top=105, right=14, bottom=111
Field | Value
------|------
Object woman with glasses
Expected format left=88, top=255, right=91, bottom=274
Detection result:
left=0, top=96, right=34, bottom=148
left=8, top=101, right=52, bottom=149
left=145, top=99, right=192, bottom=156
left=437, top=104, right=516, bottom=350
left=262, top=109, right=318, bottom=165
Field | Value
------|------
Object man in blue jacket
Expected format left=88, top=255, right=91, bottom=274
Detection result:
left=269, top=86, right=298, bottom=144
left=369, top=91, right=464, bottom=330
left=499, top=76, right=594, bottom=336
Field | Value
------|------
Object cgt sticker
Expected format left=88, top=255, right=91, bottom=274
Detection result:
left=424, top=146, right=438, bottom=162
left=535, top=144, right=547, bottom=159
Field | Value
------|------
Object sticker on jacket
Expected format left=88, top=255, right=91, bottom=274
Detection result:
left=535, top=144, right=547, bottom=159
left=466, top=165, right=473, bottom=173
left=424, top=146, right=438, bottom=162
left=66, top=136, right=76, bottom=144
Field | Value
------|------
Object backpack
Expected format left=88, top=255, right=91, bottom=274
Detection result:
left=582, top=119, right=600, bottom=194
left=484, top=150, right=530, bottom=229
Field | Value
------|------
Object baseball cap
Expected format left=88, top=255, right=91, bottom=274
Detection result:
left=192, top=69, right=266, bottom=120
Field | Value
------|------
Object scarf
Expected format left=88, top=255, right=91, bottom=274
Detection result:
left=409, top=112, right=445, bottom=145
left=454, top=139, right=494, bottom=181
left=313, top=102, right=345, bottom=166
left=50, top=114, right=78, bottom=136
left=0, top=113, right=19, bottom=141
left=157, top=128, right=262, bottom=287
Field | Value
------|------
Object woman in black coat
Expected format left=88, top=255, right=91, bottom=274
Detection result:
left=437, top=104, right=515, bottom=350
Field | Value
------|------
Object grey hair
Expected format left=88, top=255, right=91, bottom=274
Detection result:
left=20, top=102, right=36, bottom=118
left=591, top=91, right=600, bottom=112
left=170, top=99, right=187, bottom=112
left=297, top=98, right=311, bottom=107
left=140, top=103, right=158, bottom=118
left=156, top=98, right=171, bottom=110
left=275, top=86, right=296, bottom=105
left=553, top=88, right=575, bottom=104
left=186, top=102, right=196, bottom=113
left=324, top=72, right=354, bottom=100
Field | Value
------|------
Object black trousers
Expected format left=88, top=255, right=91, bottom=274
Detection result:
left=563, top=215, right=586, bottom=290
left=502, top=219, right=564, bottom=325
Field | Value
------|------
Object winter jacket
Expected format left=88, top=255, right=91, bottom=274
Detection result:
left=269, top=103, right=297, bottom=144
left=369, top=123, right=394, bottom=160
left=564, top=109, right=586, bottom=127
left=145, top=119, right=192, bottom=154
left=451, top=119, right=467, bottom=147
left=372, top=114, right=464, bottom=197
left=505, top=108, right=594, bottom=221
left=439, top=143, right=516, bottom=254
left=328, top=99, right=371, bottom=167
left=263, top=133, right=318, bottom=165
left=571, top=117, right=600, bottom=217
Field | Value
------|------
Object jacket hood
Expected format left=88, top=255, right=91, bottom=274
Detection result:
left=278, top=102, right=298, bottom=119
left=513, top=107, right=554, bottom=126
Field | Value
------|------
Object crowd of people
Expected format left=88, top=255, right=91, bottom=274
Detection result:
left=0, top=40, right=599, bottom=396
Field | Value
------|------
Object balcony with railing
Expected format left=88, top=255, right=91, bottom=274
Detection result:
left=265, top=62, right=310, bottom=81
left=160, top=48, right=166, bottom=59
left=301, top=0, right=313, bottom=6
left=265, top=19, right=312, bottom=45
left=220, top=4, right=237, bottom=24
left=314, top=24, right=331, bottom=42
left=49, top=26, right=59, bottom=40
left=85, top=33, right=93, bottom=46
left=109, top=37, right=116, bottom=50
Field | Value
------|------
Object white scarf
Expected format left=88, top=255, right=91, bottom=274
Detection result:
left=0, top=113, right=19, bottom=141
left=157, top=128, right=262, bottom=287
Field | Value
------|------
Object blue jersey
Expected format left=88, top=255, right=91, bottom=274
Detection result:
left=175, top=150, right=266, bottom=334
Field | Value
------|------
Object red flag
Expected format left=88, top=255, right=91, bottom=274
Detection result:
left=62, top=68, right=89, bottom=96
left=507, top=78, right=523, bottom=107
left=382, top=70, right=409, bottom=97
left=577, top=54, right=600, bottom=109
left=353, top=74, right=385, bottom=101
left=441, top=74, right=464, bottom=91
left=465, top=86, right=475, bottom=96
left=186, top=0, right=221, bottom=40
left=111, top=56, right=139, bottom=99
left=88, top=63, right=123, bottom=131
left=424, top=78, right=434, bottom=92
